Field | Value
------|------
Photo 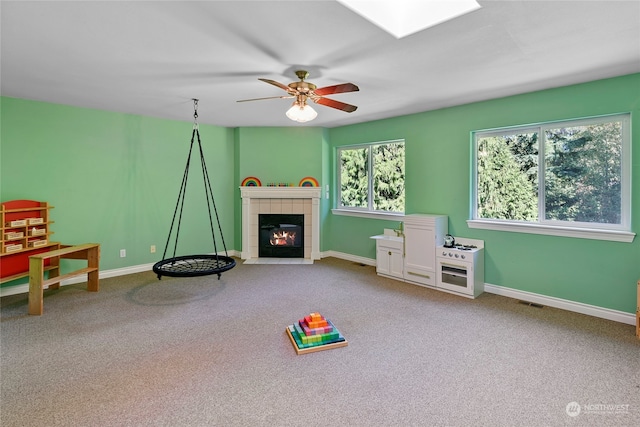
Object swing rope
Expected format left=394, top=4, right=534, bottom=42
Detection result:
left=153, top=99, right=235, bottom=280
left=161, top=128, right=195, bottom=262
left=197, top=129, right=230, bottom=258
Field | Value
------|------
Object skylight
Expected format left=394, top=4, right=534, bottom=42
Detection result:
left=336, top=0, right=481, bottom=39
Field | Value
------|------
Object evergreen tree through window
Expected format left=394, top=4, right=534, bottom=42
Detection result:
left=473, top=114, right=630, bottom=232
left=338, top=140, right=405, bottom=213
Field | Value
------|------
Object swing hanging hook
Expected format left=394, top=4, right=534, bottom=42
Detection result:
left=192, top=98, right=199, bottom=129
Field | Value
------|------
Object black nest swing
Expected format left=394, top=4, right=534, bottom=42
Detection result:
left=153, top=100, right=235, bottom=280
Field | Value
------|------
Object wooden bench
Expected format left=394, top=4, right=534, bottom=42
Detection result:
left=28, top=243, right=100, bottom=315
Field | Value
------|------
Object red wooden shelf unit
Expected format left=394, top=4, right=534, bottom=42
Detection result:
left=1, top=200, right=60, bottom=284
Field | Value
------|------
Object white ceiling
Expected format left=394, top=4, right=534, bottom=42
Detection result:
left=2, top=1, right=639, bottom=128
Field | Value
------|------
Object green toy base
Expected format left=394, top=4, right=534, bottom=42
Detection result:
left=286, top=327, right=348, bottom=355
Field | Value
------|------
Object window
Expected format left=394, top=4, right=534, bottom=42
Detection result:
left=337, top=139, right=405, bottom=214
left=471, top=114, right=633, bottom=242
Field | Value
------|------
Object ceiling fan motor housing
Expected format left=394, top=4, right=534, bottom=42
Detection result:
left=288, top=70, right=316, bottom=94
left=288, top=81, right=316, bottom=93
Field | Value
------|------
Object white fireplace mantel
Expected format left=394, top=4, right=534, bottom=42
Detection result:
left=240, top=187, right=321, bottom=261
left=240, top=187, right=321, bottom=199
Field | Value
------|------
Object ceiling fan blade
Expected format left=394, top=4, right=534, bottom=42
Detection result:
left=258, top=78, right=294, bottom=93
left=236, top=95, right=294, bottom=102
left=313, top=97, right=358, bottom=113
left=313, top=83, right=359, bottom=96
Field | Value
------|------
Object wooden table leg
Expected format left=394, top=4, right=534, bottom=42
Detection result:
left=87, top=246, right=99, bottom=292
left=48, top=257, right=60, bottom=289
left=48, top=254, right=61, bottom=290
left=28, top=258, right=44, bottom=316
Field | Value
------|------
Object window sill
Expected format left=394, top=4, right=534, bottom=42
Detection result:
left=331, top=209, right=405, bottom=221
left=467, top=219, right=635, bottom=243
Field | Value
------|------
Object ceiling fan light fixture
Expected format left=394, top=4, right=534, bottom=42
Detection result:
left=286, top=102, right=318, bottom=123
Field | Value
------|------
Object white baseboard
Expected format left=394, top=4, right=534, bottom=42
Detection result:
left=0, top=263, right=157, bottom=297
left=322, top=252, right=636, bottom=326
left=320, top=250, right=376, bottom=266
left=0, top=250, right=242, bottom=298
left=2, top=250, right=634, bottom=327
left=484, top=283, right=636, bottom=326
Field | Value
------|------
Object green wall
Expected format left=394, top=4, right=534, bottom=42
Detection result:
left=2, top=73, right=638, bottom=315
left=233, top=126, right=330, bottom=249
left=327, top=73, right=640, bottom=314
left=1, top=98, right=236, bottom=286
left=236, top=127, right=324, bottom=185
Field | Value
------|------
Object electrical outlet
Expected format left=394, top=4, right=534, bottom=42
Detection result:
left=120, top=249, right=126, bottom=258
left=150, top=245, right=156, bottom=253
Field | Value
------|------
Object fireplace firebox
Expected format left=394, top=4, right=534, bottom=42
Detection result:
left=258, top=214, right=304, bottom=258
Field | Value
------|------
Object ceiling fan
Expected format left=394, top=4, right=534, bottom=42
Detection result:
left=237, top=70, right=359, bottom=122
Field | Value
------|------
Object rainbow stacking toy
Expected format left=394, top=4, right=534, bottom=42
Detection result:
left=286, top=312, right=348, bottom=355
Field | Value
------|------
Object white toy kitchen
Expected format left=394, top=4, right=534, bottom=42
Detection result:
left=371, top=214, right=485, bottom=299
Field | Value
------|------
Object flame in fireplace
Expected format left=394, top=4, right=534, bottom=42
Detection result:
left=270, top=230, right=296, bottom=246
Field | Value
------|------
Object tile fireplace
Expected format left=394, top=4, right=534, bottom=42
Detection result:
left=240, top=187, right=321, bottom=262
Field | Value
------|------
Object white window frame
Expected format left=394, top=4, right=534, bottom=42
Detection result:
left=333, top=139, right=405, bottom=219
left=468, top=113, right=634, bottom=242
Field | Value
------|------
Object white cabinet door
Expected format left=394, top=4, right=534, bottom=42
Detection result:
left=402, top=214, right=447, bottom=287
left=404, top=224, right=435, bottom=271
left=388, top=247, right=404, bottom=278
left=403, top=223, right=436, bottom=286
left=376, top=245, right=392, bottom=275
left=375, top=242, right=404, bottom=280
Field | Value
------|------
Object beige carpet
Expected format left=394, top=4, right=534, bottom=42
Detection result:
left=1, top=257, right=639, bottom=426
